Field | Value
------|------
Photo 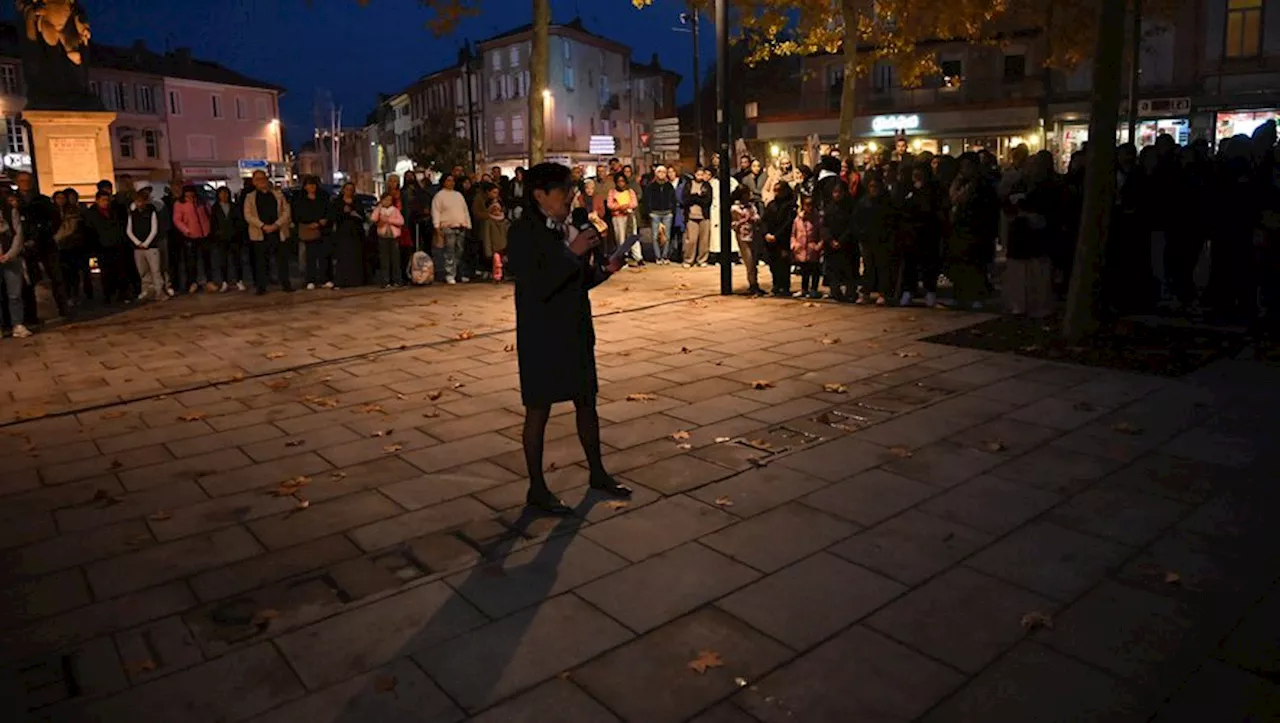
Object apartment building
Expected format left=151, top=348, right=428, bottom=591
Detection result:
left=89, top=43, right=168, bottom=183
left=630, top=54, right=681, bottom=165
left=407, top=46, right=485, bottom=170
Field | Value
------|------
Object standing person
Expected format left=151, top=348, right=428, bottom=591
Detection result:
left=431, top=174, right=471, bottom=284
left=897, top=165, right=944, bottom=308
left=606, top=173, right=641, bottom=265
left=505, top=162, right=630, bottom=515
left=1003, top=150, right=1058, bottom=318
left=646, top=166, right=676, bottom=264
left=480, top=184, right=511, bottom=281
left=173, top=185, right=213, bottom=293
left=53, top=190, right=89, bottom=305
left=682, top=168, right=712, bottom=266
left=853, top=175, right=897, bottom=305
left=730, top=184, right=764, bottom=295
left=762, top=179, right=797, bottom=296
left=330, top=183, right=366, bottom=289
left=127, top=186, right=166, bottom=301
left=161, top=181, right=190, bottom=294
left=83, top=190, right=131, bottom=303
left=791, top=194, right=823, bottom=299
left=670, top=161, right=688, bottom=262
left=243, top=170, right=294, bottom=295
left=1, top=192, right=30, bottom=337
left=370, top=192, right=404, bottom=287
left=947, top=152, right=999, bottom=309
left=293, top=176, right=333, bottom=290
left=14, top=172, right=66, bottom=323
left=823, top=181, right=857, bottom=302
left=210, top=187, right=245, bottom=292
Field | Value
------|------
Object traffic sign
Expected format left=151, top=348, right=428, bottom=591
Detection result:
left=652, top=117, right=680, bottom=152
left=589, top=135, right=617, bottom=155
left=639, top=132, right=651, bottom=149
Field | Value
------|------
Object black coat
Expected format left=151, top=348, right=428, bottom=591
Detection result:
left=507, top=212, right=611, bottom=407
left=762, top=196, right=797, bottom=258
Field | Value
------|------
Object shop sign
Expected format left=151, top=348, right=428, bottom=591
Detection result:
left=589, top=135, right=617, bottom=155
left=871, top=114, right=921, bottom=133
left=237, top=159, right=269, bottom=172
left=1137, top=98, right=1191, bottom=118
left=3, top=152, right=31, bottom=170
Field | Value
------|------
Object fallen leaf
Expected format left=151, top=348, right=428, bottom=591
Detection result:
left=251, top=609, right=280, bottom=626
left=382, top=444, right=403, bottom=453
left=358, top=404, right=385, bottom=415
left=888, top=446, right=914, bottom=459
left=1020, top=610, right=1054, bottom=632
left=1073, top=401, right=1097, bottom=412
left=294, top=497, right=310, bottom=511
left=823, top=383, right=848, bottom=393
left=503, top=344, right=515, bottom=352
left=747, top=439, right=774, bottom=450
left=396, top=394, right=407, bottom=400
left=625, top=393, right=658, bottom=402
left=264, top=379, right=290, bottom=391
left=676, top=443, right=693, bottom=450
left=680, top=346, right=692, bottom=354
left=125, top=659, right=157, bottom=676
left=284, top=439, right=306, bottom=447
left=100, top=410, right=127, bottom=420
left=109, top=459, right=124, bottom=470
left=1164, top=571, right=1182, bottom=585
left=265, top=351, right=286, bottom=360
left=177, top=412, right=206, bottom=422
left=820, top=337, right=841, bottom=345
left=426, top=390, right=443, bottom=401
left=1112, top=421, right=1144, bottom=435
left=330, top=471, right=348, bottom=481
left=714, top=496, right=734, bottom=507
left=271, top=476, right=311, bottom=496
left=803, top=301, right=818, bottom=308
left=93, top=489, right=125, bottom=505
left=604, top=500, right=630, bottom=511
left=371, top=429, right=393, bottom=438
left=734, top=676, right=748, bottom=688
left=229, top=372, right=246, bottom=383
left=714, top=436, right=732, bottom=443
left=1019, top=345, right=1043, bottom=353
left=671, top=430, right=691, bottom=441
left=304, top=395, right=340, bottom=409
left=457, top=330, right=475, bottom=340
left=147, top=510, right=172, bottom=522
left=687, top=650, right=725, bottom=674
left=451, top=381, right=465, bottom=389
left=894, top=351, right=920, bottom=358
left=422, top=410, right=439, bottom=418
left=374, top=675, right=398, bottom=694
left=749, top=380, right=774, bottom=390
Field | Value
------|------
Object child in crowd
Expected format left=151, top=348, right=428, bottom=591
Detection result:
left=730, top=184, right=763, bottom=295
left=791, top=194, right=823, bottom=299
left=370, top=193, right=405, bottom=288
left=482, top=185, right=510, bottom=282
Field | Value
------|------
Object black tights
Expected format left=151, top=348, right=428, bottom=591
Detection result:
left=522, top=398, right=607, bottom=492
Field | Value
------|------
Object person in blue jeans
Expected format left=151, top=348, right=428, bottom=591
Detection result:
left=645, top=166, right=676, bottom=264
left=1, top=193, right=30, bottom=338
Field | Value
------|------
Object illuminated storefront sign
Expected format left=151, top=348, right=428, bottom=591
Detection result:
left=871, top=114, right=921, bottom=133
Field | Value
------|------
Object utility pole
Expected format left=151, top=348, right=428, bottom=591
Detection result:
left=692, top=9, right=703, bottom=166
left=715, top=0, right=731, bottom=295
left=1127, top=0, right=1142, bottom=144
left=464, top=44, right=478, bottom=174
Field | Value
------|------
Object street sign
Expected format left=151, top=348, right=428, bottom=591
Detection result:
left=639, top=132, right=651, bottom=149
left=588, top=135, right=616, bottom=155
left=652, top=117, right=680, bottom=152
left=238, top=159, right=270, bottom=172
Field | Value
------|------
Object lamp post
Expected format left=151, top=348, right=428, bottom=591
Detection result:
left=715, top=0, right=731, bottom=295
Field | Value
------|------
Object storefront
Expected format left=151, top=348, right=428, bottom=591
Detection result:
left=1214, top=108, right=1280, bottom=143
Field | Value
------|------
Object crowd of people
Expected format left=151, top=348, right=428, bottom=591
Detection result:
left=4, top=120, right=1280, bottom=340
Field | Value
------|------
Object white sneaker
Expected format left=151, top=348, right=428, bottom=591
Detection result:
left=925, top=292, right=937, bottom=308
left=12, top=324, right=31, bottom=338
left=219, top=282, right=228, bottom=293
left=137, top=292, right=149, bottom=302
left=899, top=291, right=913, bottom=306
left=971, top=301, right=984, bottom=310
left=306, top=283, right=316, bottom=290
left=166, top=287, right=175, bottom=297
left=460, top=277, right=471, bottom=283
left=236, top=281, right=247, bottom=292
left=188, top=283, right=198, bottom=294
left=323, top=281, right=334, bottom=289
left=446, top=278, right=457, bottom=284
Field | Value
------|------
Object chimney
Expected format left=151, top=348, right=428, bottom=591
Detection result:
left=650, top=52, right=660, bottom=69
left=172, top=47, right=192, bottom=65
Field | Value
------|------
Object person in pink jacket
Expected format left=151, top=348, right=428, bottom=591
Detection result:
left=370, top=192, right=405, bottom=288
left=173, top=185, right=214, bottom=293
left=790, top=194, right=823, bottom=299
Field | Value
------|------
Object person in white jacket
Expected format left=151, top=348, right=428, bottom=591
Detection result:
left=430, top=174, right=472, bottom=284
left=126, top=187, right=166, bottom=301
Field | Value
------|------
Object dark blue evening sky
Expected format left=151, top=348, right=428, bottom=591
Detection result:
left=69, top=0, right=706, bottom=150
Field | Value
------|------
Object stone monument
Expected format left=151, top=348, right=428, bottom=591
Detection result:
left=16, top=0, right=115, bottom=196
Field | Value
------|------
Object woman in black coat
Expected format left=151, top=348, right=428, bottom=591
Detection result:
left=210, top=186, right=246, bottom=291
left=822, top=182, right=858, bottom=301
left=761, top=180, right=797, bottom=296
left=506, top=163, right=631, bottom=515
left=329, top=183, right=366, bottom=289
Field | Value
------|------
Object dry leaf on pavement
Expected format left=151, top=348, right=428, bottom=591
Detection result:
left=1164, top=571, right=1182, bottom=585
left=147, top=510, right=172, bottom=522
left=671, top=430, right=691, bottom=441
left=422, top=410, right=439, bottom=418
left=1112, top=421, right=1143, bottom=435
left=93, top=489, right=125, bottom=505
left=895, top=351, right=920, bottom=358
left=294, top=497, right=310, bottom=510
left=625, top=393, right=658, bottom=402
left=676, top=443, right=692, bottom=450
left=457, top=330, right=475, bottom=340
left=687, top=650, right=725, bottom=674
left=982, top=440, right=1008, bottom=453
left=251, top=609, right=280, bottom=626
left=265, top=379, right=290, bottom=391
left=126, top=534, right=151, bottom=547
left=888, top=446, right=914, bottom=459
left=1020, top=610, right=1054, bottom=632
left=265, top=351, right=286, bottom=360
left=331, top=471, right=348, bottom=481
left=604, top=500, right=630, bottom=511
left=177, top=412, right=206, bottom=422
left=358, top=404, right=385, bottom=415
left=426, top=390, right=443, bottom=401
left=820, top=337, right=841, bottom=345
left=714, top=496, right=734, bottom=507
left=451, top=381, right=466, bottom=389
left=284, top=439, right=306, bottom=447
left=109, top=459, right=124, bottom=470
left=714, top=436, right=732, bottom=443
left=100, top=410, right=127, bottom=420
left=229, top=372, right=246, bottom=383
left=271, top=476, right=311, bottom=496
left=823, top=383, right=848, bottom=393
left=371, top=429, right=393, bottom=438
left=124, top=659, right=157, bottom=676
left=680, top=346, right=692, bottom=354
left=749, top=380, right=774, bottom=390
left=556, top=671, right=573, bottom=680
left=374, top=675, right=398, bottom=694
left=803, top=301, right=818, bottom=308
left=503, top=344, right=516, bottom=352
left=382, top=444, right=403, bottom=453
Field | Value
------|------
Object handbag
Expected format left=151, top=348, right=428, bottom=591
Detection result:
left=298, top=224, right=321, bottom=242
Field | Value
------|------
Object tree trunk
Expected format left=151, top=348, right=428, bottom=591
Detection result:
left=529, top=0, right=549, bottom=164
left=1062, top=0, right=1128, bottom=342
left=837, top=0, right=859, bottom=155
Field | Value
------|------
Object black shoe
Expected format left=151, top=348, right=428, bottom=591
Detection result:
left=588, top=474, right=632, bottom=497
left=525, top=488, right=573, bottom=516
left=255, top=288, right=267, bottom=296
left=282, top=286, right=295, bottom=293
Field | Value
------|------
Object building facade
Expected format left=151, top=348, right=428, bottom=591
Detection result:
left=90, top=43, right=168, bottom=184
left=630, top=54, right=681, bottom=167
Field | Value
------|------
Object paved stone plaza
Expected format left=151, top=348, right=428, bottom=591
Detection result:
left=1, top=267, right=1277, bottom=722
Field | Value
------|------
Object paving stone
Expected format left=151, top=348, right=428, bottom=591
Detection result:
left=7, top=634, right=128, bottom=713
left=575, top=607, right=792, bottom=723
left=948, top=418, right=1061, bottom=459
left=118, top=448, right=255, bottom=492
left=38, top=444, right=175, bottom=486
left=970, top=377, right=1061, bottom=406
left=0, top=467, right=40, bottom=496
left=471, top=465, right=588, bottom=511
left=446, top=535, right=627, bottom=618
left=773, top=435, right=891, bottom=482
left=204, top=402, right=315, bottom=432
left=663, top=377, right=751, bottom=403
left=114, top=616, right=204, bottom=684
left=406, top=532, right=483, bottom=575
left=1005, top=395, right=1111, bottom=431
left=1161, top=425, right=1257, bottom=469
left=623, top=454, right=737, bottom=495
left=468, top=678, right=621, bottom=723
left=801, top=468, right=937, bottom=527
left=239, top=424, right=363, bottom=463
left=828, top=509, right=989, bottom=587
left=421, top=408, right=525, bottom=442
left=147, top=487, right=300, bottom=543
left=918, top=475, right=1061, bottom=535
left=379, top=471, right=505, bottom=510
left=197, top=452, right=334, bottom=497
left=0, top=568, right=91, bottom=627
left=54, top=480, right=209, bottom=533
left=687, top=464, right=829, bottom=518
left=583, top=494, right=736, bottom=562
left=97, top=420, right=216, bottom=455
left=418, top=593, right=633, bottom=712
left=1105, top=453, right=1238, bottom=504
left=304, top=455, right=426, bottom=503
left=599, top=436, right=690, bottom=474
left=348, top=496, right=492, bottom=552
left=867, top=566, right=1053, bottom=673
left=248, top=657, right=463, bottom=722
left=736, top=625, right=962, bottom=723
left=1048, top=486, right=1189, bottom=547
left=719, top=552, right=905, bottom=649
left=165, top=423, right=286, bottom=459
left=85, top=526, right=264, bottom=599
left=922, top=641, right=1142, bottom=723
left=880, top=439, right=1003, bottom=488
left=1116, top=530, right=1273, bottom=622
left=1218, top=587, right=1280, bottom=677
left=277, top=581, right=486, bottom=689
left=701, top=502, right=857, bottom=572
left=400, top=432, right=522, bottom=474
left=189, top=535, right=363, bottom=602
left=967, top=521, right=1133, bottom=601
left=1148, top=659, right=1280, bottom=723
left=73, top=642, right=305, bottom=723
left=315, top=428, right=437, bottom=469
left=599, top=412, right=692, bottom=450
left=578, top=542, right=759, bottom=633
left=250, top=490, right=402, bottom=550
left=0, top=519, right=152, bottom=579
left=687, top=702, right=761, bottom=723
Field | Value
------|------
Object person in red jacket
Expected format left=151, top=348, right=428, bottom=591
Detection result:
left=172, top=185, right=214, bottom=293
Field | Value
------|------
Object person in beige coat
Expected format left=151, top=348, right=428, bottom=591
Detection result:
left=242, top=170, right=293, bottom=294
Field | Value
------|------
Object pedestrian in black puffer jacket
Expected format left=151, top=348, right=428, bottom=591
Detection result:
left=761, top=180, right=797, bottom=296
left=822, top=180, right=857, bottom=301
left=852, top=175, right=897, bottom=305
